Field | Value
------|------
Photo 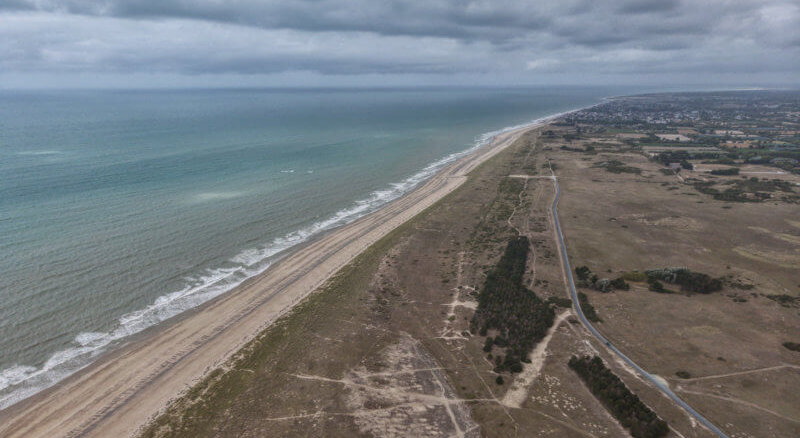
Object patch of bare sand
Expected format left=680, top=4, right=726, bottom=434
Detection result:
left=342, top=334, right=480, bottom=437
left=573, top=159, right=590, bottom=169
left=733, top=246, right=800, bottom=268
left=501, top=310, right=571, bottom=408
left=748, top=226, right=800, bottom=245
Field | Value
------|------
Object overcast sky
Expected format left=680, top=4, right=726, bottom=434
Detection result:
left=1, top=0, right=798, bottom=88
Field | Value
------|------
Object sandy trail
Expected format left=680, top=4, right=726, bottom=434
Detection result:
left=677, top=389, right=800, bottom=424
left=0, top=121, right=549, bottom=438
left=679, top=364, right=800, bottom=382
left=501, top=310, right=571, bottom=408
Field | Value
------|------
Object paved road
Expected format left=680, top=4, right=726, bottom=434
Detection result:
left=548, top=174, right=730, bottom=438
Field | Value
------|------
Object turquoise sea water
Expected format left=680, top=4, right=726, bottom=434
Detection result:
left=0, top=87, right=618, bottom=408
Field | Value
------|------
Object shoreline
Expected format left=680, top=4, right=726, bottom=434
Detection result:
left=0, top=107, right=584, bottom=437
left=0, top=105, right=590, bottom=412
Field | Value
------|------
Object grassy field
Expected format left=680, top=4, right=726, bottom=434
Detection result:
left=141, top=121, right=799, bottom=438
left=548, top=124, right=800, bottom=438
left=141, top=129, right=640, bottom=437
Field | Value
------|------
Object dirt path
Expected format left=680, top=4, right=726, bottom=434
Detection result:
left=506, top=177, right=529, bottom=237
left=501, top=310, right=571, bottom=408
left=525, top=178, right=546, bottom=288
left=0, top=119, right=555, bottom=438
left=506, top=134, right=537, bottom=237
left=438, top=250, right=476, bottom=340
left=289, top=334, right=482, bottom=437
left=679, top=364, right=800, bottom=382
left=677, top=389, right=800, bottom=424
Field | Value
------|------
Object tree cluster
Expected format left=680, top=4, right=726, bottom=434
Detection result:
left=702, top=156, right=736, bottom=165
left=575, top=266, right=629, bottom=293
left=692, top=176, right=796, bottom=203
left=593, top=160, right=642, bottom=174
left=766, top=294, right=799, bottom=308
left=546, top=296, right=572, bottom=308
left=692, top=181, right=760, bottom=202
left=471, top=236, right=555, bottom=373
left=560, top=144, right=596, bottom=154
left=648, top=280, right=671, bottom=293
left=569, top=355, right=669, bottom=438
left=577, top=292, right=602, bottom=322
left=655, top=150, right=721, bottom=165
left=644, top=267, right=722, bottom=294
left=710, top=167, right=740, bottom=175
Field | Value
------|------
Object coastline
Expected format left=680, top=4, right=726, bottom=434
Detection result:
left=0, top=108, right=582, bottom=437
left=0, top=104, right=590, bottom=412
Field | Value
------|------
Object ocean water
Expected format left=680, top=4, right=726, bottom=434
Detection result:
left=0, top=86, right=615, bottom=408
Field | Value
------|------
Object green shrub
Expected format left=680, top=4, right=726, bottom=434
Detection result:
left=621, top=271, right=648, bottom=282
left=546, top=296, right=572, bottom=308
left=595, top=278, right=612, bottom=292
left=483, top=337, right=494, bottom=352
left=648, top=280, right=669, bottom=293
left=710, top=167, right=740, bottom=175
left=645, top=267, right=722, bottom=293
left=576, top=266, right=591, bottom=281
left=578, top=292, right=601, bottom=322
left=576, top=266, right=628, bottom=293
left=783, top=342, right=800, bottom=352
left=594, top=160, right=642, bottom=174
left=766, top=294, right=799, bottom=308
left=610, top=277, right=630, bottom=290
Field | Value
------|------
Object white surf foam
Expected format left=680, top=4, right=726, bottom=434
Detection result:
left=0, top=107, right=585, bottom=411
left=190, top=191, right=248, bottom=203
left=15, top=150, right=63, bottom=156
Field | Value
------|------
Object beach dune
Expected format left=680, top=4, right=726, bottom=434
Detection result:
left=0, top=121, right=547, bottom=438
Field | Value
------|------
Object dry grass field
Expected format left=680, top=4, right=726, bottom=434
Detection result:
left=548, top=124, right=800, bottom=438
left=141, top=122, right=798, bottom=438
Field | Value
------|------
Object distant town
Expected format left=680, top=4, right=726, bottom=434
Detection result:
left=564, top=91, right=800, bottom=175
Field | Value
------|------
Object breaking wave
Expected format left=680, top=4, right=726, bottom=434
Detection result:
left=0, top=109, right=574, bottom=410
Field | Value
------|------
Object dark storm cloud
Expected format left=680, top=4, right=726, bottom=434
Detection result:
left=616, top=0, right=682, bottom=14
left=0, top=0, right=735, bottom=45
left=1, top=0, right=557, bottom=41
left=0, top=0, right=32, bottom=10
left=0, top=0, right=798, bottom=86
left=0, top=0, right=786, bottom=48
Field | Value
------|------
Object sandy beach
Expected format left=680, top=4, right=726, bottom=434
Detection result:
left=0, top=117, right=554, bottom=438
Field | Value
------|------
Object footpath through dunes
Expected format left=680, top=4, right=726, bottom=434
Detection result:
left=0, top=121, right=544, bottom=438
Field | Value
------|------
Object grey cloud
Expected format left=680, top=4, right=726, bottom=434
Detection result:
left=0, top=0, right=733, bottom=48
left=616, top=0, right=682, bottom=15
left=0, top=0, right=797, bottom=87
left=3, top=0, right=559, bottom=41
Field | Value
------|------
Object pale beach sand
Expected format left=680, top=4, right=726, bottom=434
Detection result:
left=0, top=115, right=562, bottom=438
